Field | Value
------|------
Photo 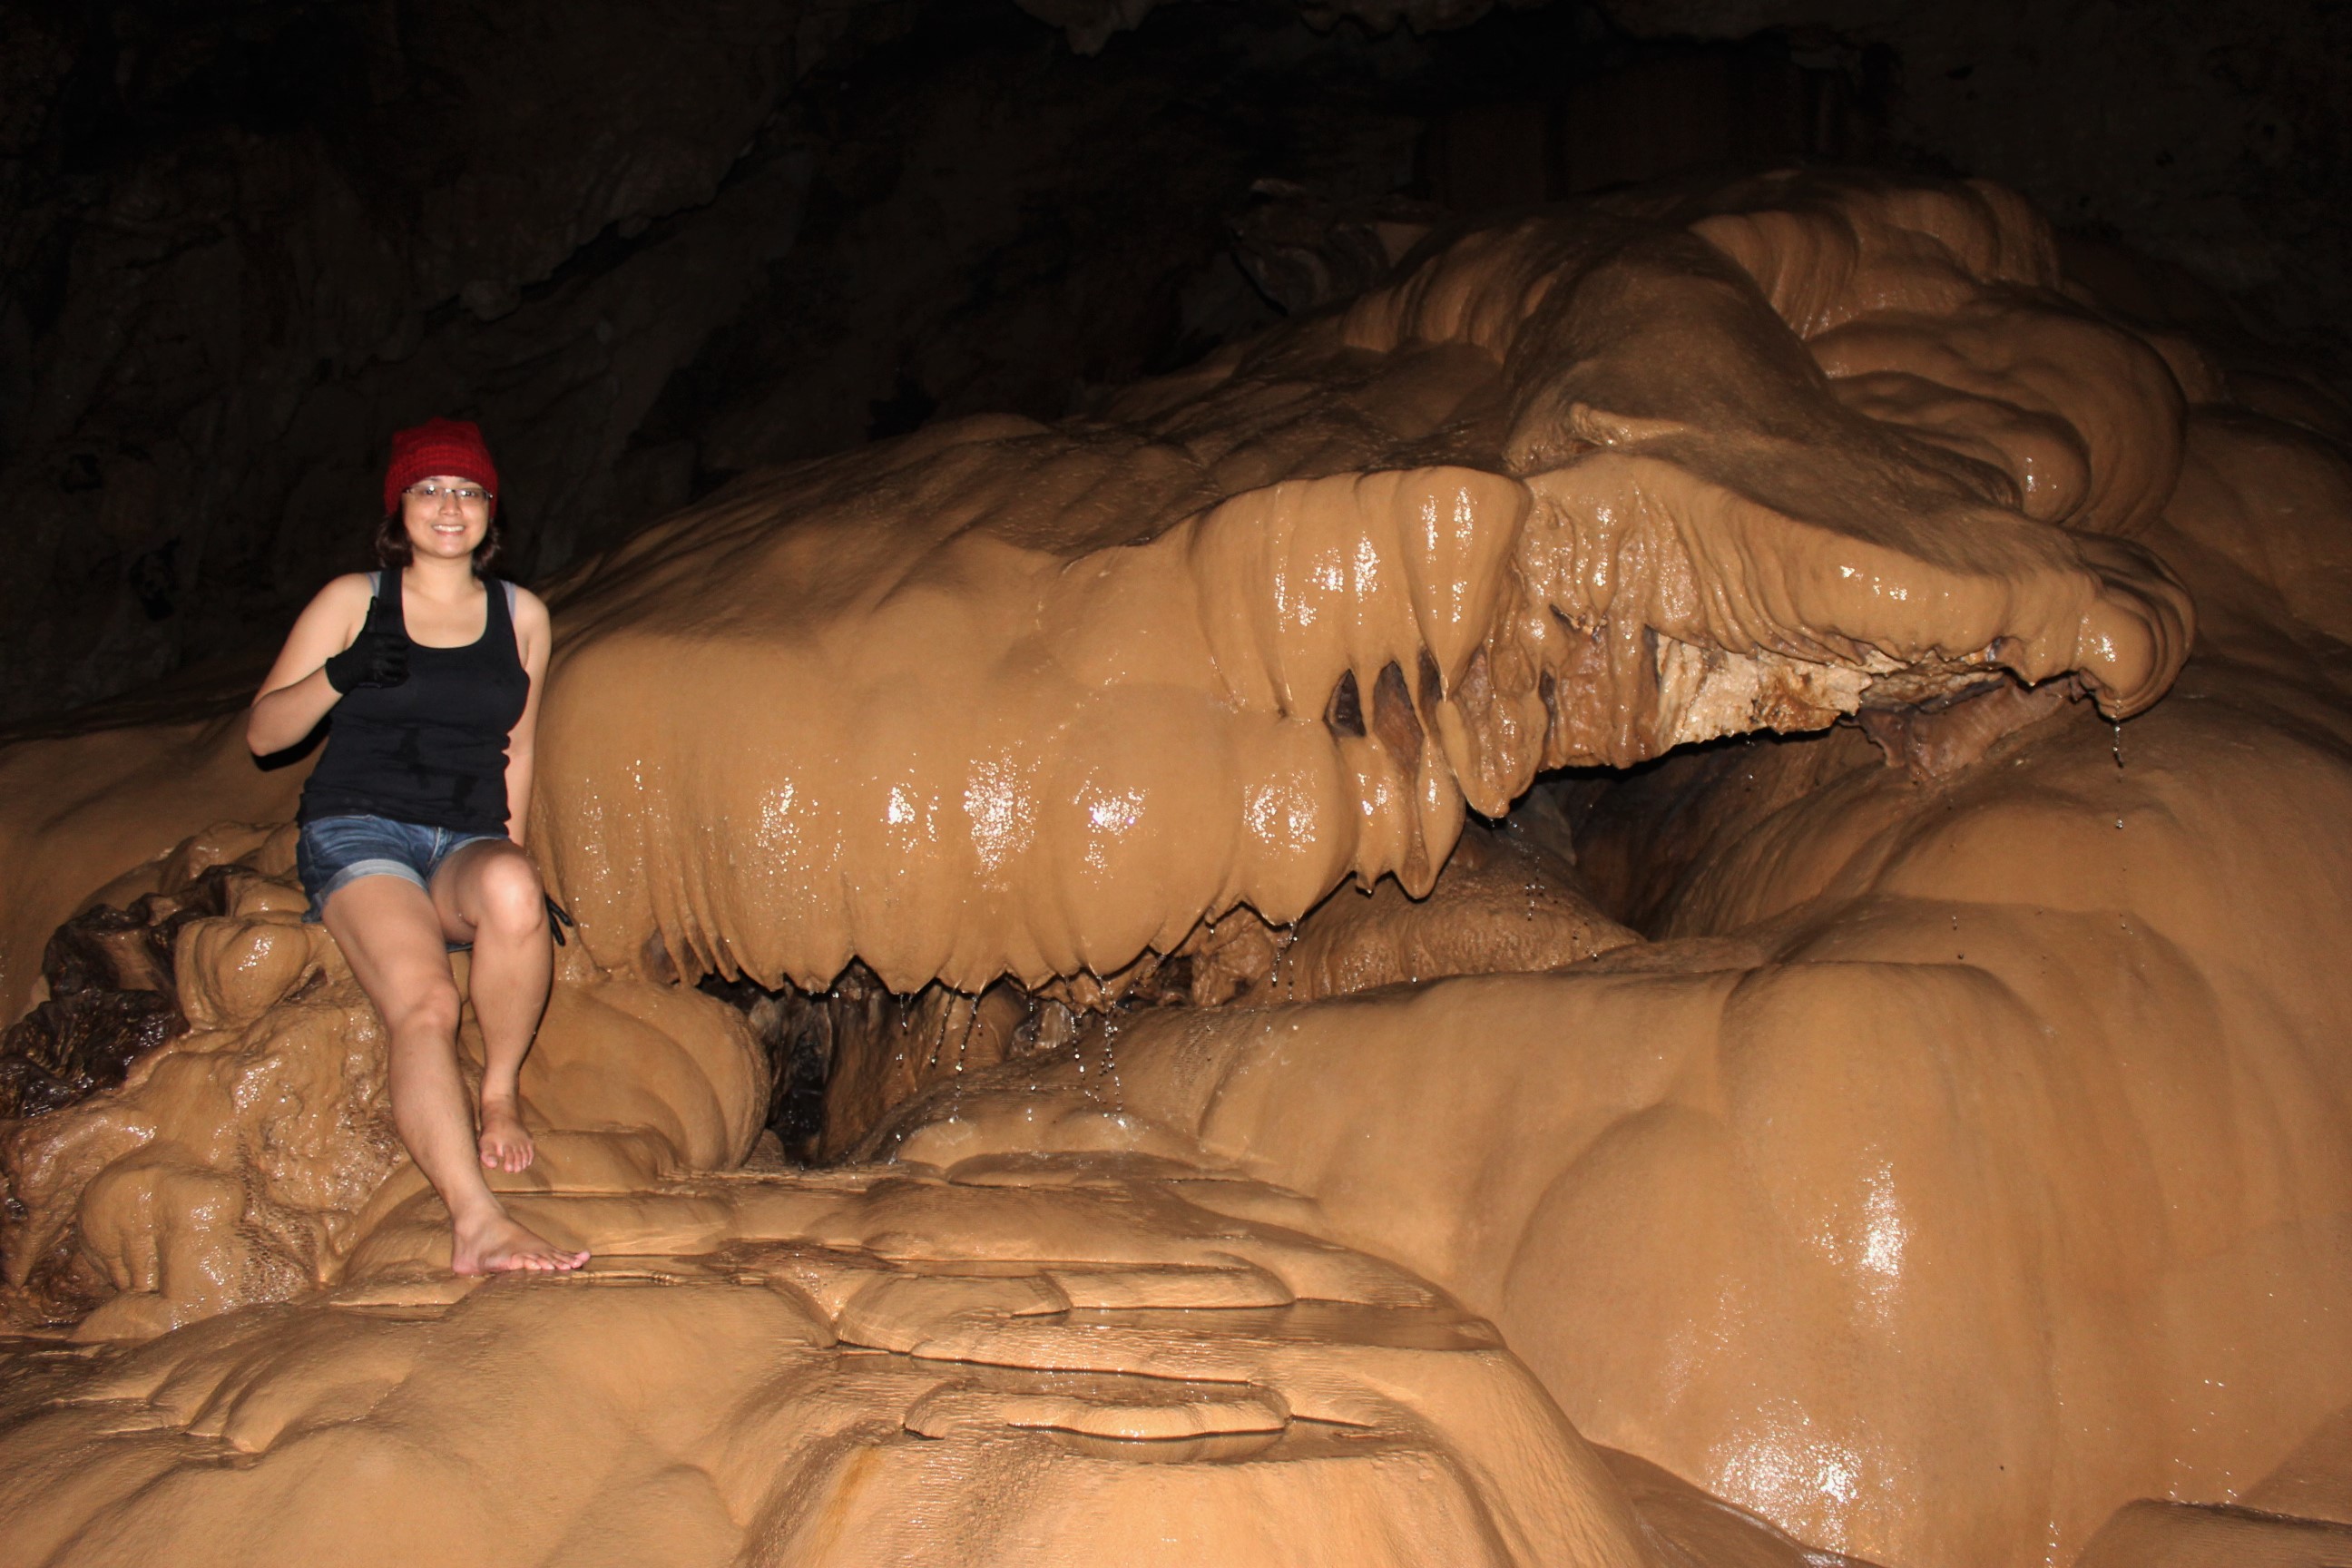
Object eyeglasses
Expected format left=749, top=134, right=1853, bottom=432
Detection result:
left=404, top=482, right=493, bottom=506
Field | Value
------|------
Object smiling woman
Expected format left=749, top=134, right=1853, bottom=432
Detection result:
left=242, top=418, right=581, bottom=1277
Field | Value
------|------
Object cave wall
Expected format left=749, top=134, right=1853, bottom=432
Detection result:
left=0, top=0, right=2341, bottom=723
left=0, top=0, right=1426, bottom=720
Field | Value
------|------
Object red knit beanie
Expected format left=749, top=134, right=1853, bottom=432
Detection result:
left=384, top=417, right=500, bottom=514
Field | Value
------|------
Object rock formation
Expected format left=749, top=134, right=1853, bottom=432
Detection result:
left=1, top=168, right=2348, bottom=1567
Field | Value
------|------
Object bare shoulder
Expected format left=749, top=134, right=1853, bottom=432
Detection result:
left=255, top=572, right=377, bottom=699
left=509, top=583, right=552, bottom=630
left=320, top=570, right=377, bottom=601
left=508, top=583, right=554, bottom=671
left=299, top=573, right=377, bottom=630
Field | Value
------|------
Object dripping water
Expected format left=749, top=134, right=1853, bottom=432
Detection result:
left=925, top=996, right=954, bottom=1074
left=1101, top=1011, right=1125, bottom=1108
left=2112, top=719, right=2126, bottom=828
left=958, top=991, right=982, bottom=1073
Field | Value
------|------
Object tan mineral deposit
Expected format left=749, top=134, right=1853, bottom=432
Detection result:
left=2, top=170, right=2349, bottom=1567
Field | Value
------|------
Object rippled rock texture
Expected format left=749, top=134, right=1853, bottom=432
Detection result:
left=0, top=168, right=2347, bottom=1567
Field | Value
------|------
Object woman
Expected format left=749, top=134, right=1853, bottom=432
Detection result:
left=247, top=417, right=587, bottom=1274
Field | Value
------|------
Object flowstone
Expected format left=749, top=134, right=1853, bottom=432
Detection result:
left=3, top=170, right=2351, bottom=1565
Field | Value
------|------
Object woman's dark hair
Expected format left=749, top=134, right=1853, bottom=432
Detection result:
left=375, top=505, right=503, bottom=576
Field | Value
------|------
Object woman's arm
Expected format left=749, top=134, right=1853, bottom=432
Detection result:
left=504, top=588, right=554, bottom=848
left=247, top=574, right=376, bottom=756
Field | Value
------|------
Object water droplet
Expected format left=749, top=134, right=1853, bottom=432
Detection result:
left=2112, top=720, right=2125, bottom=769
left=2115, top=817, right=2124, bottom=829
left=1100, top=1014, right=1126, bottom=1107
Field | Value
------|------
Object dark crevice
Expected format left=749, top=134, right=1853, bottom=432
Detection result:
left=0, top=866, right=253, bottom=1120
left=1326, top=666, right=1366, bottom=739
left=1371, top=658, right=1423, bottom=776
left=697, top=972, right=835, bottom=1163
left=1416, top=646, right=1445, bottom=716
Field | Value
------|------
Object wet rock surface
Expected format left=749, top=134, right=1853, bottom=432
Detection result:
left=696, top=816, right=1635, bottom=1160
left=0, top=867, right=261, bottom=1119
left=0, top=23, right=2349, bottom=1555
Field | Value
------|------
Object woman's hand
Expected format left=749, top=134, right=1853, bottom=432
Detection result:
left=323, top=626, right=410, bottom=692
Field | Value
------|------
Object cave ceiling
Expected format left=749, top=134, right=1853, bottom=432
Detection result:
left=0, top=0, right=2341, bottom=725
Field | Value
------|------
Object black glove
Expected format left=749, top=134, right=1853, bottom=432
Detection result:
left=323, top=629, right=409, bottom=693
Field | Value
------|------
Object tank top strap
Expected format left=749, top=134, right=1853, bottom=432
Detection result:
left=484, top=573, right=515, bottom=653
left=361, top=568, right=400, bottom=635
left=486, top=574, right=529, bottom=668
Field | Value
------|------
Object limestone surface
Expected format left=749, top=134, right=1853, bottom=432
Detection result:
left=0, top=171, right=2347, bottom=1567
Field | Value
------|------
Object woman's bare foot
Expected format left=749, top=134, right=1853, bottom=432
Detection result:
left=477, top=1094, right=535, bottom=1173
left=450, top=1205, right=589, bottom=1275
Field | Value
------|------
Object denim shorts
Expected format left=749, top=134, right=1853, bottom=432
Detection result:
left=297, top=814, right=506, bottom=924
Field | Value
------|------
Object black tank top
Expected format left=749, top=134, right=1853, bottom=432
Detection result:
left=299, top=570, right=531, bottom=835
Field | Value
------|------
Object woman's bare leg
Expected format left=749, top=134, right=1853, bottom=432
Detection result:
left=323, top=874, right=586, bottom=1274
left=431, top=840, right=550, bottom=1173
